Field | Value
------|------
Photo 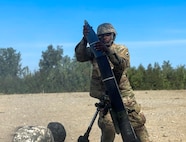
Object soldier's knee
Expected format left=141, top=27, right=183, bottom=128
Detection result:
left=98, top=112, right=114, bottom=128
left=127, top=103, right=147, bottom=129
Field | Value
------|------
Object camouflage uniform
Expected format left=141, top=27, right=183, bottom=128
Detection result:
left=75, top=23, right=150, bottom=142
left=12, top=126, right=54, bottom=142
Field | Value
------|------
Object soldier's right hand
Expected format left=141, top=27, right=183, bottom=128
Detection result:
left=83, top=25, right=89, bottom=37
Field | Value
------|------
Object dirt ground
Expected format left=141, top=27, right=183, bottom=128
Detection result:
left=0, top=90, right=186, bottom=142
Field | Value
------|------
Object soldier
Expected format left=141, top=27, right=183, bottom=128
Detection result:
left=75, top=23, right=150, bottom=142
left=12, top=125, right=54, bottom=142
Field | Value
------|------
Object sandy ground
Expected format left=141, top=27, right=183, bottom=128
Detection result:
left=0, top=90, right=186, bottom=142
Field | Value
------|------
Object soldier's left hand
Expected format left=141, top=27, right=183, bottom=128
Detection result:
left=94, top=42, right=108, bottom=52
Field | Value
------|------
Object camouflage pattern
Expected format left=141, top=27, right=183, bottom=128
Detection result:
left=135, top=125, right=150, bottom=142
left=89, top=43, right=133, bottom=100
left=98, top=111, right=115, bottom=142
left=97, top=23, right=117, bottom=35
left=47, top=122, right=66, bottom=142
left=75, top=23, right=150, bottom=142
left=75, top=39, right=140, bottom=107
left=12, top=126, right=54, bottom=142
left=98, top=106, right=150, bottom=142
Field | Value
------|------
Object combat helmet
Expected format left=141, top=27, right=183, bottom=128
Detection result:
left=97, top=23, right=117, bottom=36
left=12, top=126, right=54, bottom=142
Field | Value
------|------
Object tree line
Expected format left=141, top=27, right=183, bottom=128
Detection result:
left=0, top=46, right=186, bottom=94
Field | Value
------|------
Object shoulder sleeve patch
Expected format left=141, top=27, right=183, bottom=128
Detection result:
left=115, top=44, right=130, bottom=61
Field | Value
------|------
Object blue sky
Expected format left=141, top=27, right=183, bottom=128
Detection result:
left=1, top=0, right=186, bottom=71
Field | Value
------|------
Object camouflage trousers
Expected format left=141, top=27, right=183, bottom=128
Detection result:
left=97, top=102, right=150, bottom=142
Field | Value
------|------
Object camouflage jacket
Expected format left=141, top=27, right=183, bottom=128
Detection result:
left=75, top=38, right=135, bottom=103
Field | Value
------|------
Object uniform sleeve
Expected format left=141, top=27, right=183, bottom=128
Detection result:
left=75, top=37, right=94, bottom=62
left=106, top=45, right=130, bottom=69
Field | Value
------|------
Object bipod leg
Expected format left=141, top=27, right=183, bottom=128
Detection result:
left=78, top=107, right=99, bottom=142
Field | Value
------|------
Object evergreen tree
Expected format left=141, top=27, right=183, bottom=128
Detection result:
left=0, top=47, right=23, bottom=93
left=39, top=45, right=63, bottom=93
